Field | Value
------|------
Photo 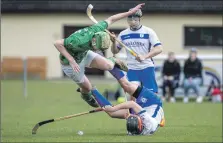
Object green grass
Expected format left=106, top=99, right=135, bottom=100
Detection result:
left=1, top=80, right=222, bottom=142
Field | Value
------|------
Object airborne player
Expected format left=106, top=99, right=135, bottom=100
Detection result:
left=54, top=3, right=145, bottom=107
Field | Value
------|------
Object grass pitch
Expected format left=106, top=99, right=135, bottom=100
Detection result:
left=1, top=80, right=222, bottom=142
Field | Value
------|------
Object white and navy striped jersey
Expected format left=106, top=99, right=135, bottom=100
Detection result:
left=117, top=26, right=161, bottom=70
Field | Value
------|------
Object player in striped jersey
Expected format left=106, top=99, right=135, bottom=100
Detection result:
left=91, top=70, right=165, bottom=135
left=111, top=9, right=163, bottom=94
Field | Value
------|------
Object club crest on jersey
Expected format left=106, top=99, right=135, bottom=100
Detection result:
left=140, top=34, right=144, bottom=38
left=141, top=97, right=147, bottom=103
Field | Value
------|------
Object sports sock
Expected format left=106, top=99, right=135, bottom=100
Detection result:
left=109, top=66, right=125, bottom=80
left=107, top=57, right=125, bottom=80
left=81, top=92, right=91, bottom=98
left=91, top=88, right=112, bottom=107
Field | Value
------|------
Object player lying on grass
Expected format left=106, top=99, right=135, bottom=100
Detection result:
left=90, top=67, right=165, bottom=135
left=54, top=3, right=145, bottom=108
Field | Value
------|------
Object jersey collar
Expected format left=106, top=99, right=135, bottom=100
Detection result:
left=130, top=25, right=142, bottom=31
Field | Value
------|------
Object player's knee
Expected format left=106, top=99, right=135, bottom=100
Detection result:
left=121, top=82, right=131, bottom=93
left=105, top=62, right=114, bottom=70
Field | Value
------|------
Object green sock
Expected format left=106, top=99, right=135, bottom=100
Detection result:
left=81, top=92, right=92, bottom=99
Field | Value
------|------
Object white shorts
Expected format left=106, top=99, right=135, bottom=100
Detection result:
left=138, top=105, right=164, bottom=135
left=61, top=50, right=98, bottom=83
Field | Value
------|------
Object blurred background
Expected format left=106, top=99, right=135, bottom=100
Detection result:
left=1, top=0, right=222, bottom=101
left=1, top=0, right=222, bottom=142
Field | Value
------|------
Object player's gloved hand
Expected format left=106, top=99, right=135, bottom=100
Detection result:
left=103, top=105, right=116, bottom=112
left=69, top=60, right=80, bottom=72
left=129, top=3, right=145, bottom=15
left=110, top=32, right=116, bottom=43
left=136, top=55, right=146, bottom=62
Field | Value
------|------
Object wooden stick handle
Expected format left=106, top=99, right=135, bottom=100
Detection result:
left=54, top=108, right=103, bottom=121
left=104, top=29, right=138, bottom=57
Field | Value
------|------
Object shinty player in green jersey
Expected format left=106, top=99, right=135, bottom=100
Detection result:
left=54, top=3, right=145, bottom=107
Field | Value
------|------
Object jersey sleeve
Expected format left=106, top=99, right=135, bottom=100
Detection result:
left=63, top=34, right=79, bottom=49
left=64, top=21, right=108, bottom=50
left=89, top=21, right=108, bottom=33
left=149, top=29, right=162, bottom=47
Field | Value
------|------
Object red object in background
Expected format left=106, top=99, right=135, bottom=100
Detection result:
left=212, top=88, right=221, bottom=95
left=211, top=88, right=223, bottom=101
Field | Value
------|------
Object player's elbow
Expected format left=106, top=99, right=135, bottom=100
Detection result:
left=156, top=45, right=163, bottom=54
left=107, top=112, right=116, bottom=118
left=54, top=39, right=64, bottom=47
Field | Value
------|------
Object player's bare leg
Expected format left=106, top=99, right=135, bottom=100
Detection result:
left=89, top=54, right=128, bottom=72
left=89, top=55, right=114, bottom=70
left=75, top=51, right=127, bottom=108
left=118, top=77, right=138, bottom=95
left=90, top=74, right=141, bottom=119
left=91, top=86, right=130, bottom=119
left=77, top=76, right=92, bottom=92
left=77, top=76, right=99, bottom=107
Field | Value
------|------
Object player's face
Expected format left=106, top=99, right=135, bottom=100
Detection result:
left=168, top=54, right=175, bottom=62
left=127, top=17, right=140, bottom=29
left=190, top=52, right=197, bottom=61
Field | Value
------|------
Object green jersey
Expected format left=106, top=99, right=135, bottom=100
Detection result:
left=60, top=21, right=108, bottom=64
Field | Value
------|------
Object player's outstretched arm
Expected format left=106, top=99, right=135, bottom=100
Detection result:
left=109, top=32, right=120, bottom=54
left=103, top=101, right=142, bottom=114
left=54, top=39, right=80, bottom=72
left=105, top=3, right=145, bottom=26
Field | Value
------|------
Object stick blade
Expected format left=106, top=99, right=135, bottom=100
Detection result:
left=87, top=4, right=93, bottom=17
left=32, top=123, right=40, bottom=135
left=32, top=119, right=54, bottom=135
left=88, top=4, right=93, bottom=9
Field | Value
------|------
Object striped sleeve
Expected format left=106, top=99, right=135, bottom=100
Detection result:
left=148, top=28, right=161, bottom=47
